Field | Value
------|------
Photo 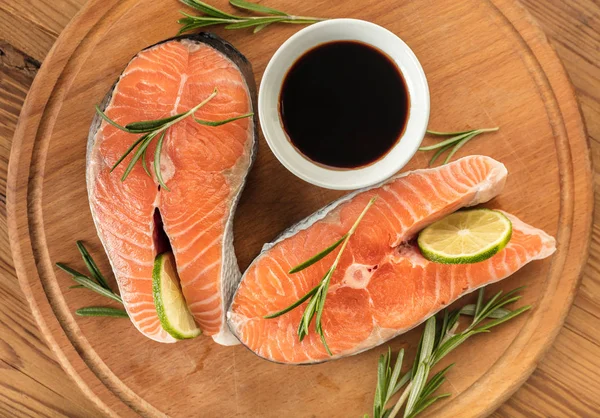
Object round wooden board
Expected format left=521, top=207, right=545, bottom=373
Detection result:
left=7, top=0, right=593, bottom=416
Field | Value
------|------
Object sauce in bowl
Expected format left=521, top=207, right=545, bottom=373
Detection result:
left=279, top=41, right=410, bottom=169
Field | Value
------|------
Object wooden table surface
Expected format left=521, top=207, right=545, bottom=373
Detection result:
left=0, top=0, right=598, bottom=416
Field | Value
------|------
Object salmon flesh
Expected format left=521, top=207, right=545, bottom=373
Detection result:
left=227, top=156, right=556, bottom=363
left=87, top=34, right=256, bottom=344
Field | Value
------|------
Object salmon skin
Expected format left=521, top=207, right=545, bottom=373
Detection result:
left=87, top=33, right=257, bottom=344
left=227, top=156, right=556, bottom=364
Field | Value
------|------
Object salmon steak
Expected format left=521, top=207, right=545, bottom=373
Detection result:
left=87, top=34, right=256, bottom=344
left=227, top=156, right=556, bottom=363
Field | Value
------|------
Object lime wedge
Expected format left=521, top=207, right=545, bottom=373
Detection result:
left=417, top=209, right=512, bottom=264
left=153, top=252, right=201, bottom=339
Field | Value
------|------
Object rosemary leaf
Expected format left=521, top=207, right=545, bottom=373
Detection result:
left=154, top=131, right=170, bottom=191
left=177, top=14, right=229, bottom=33
left=473, top=289, right=507, bottom=325
left=71, top=276, right=123, bottom=304
left=76, top=240, right=110, bottom=289
left=388, top=382, right=413, bottom=418
left=56, top=262, right=85, bottom=278
left=436, top=310, right=450, bottom=347
left=474, top=288, right=485, bottom=318
left=429, top=143, right=453, bottom=166
left=297, top=293, right=319, bottom=340
left=126, top=113, right=182, bottom=132
left=427, top=127, right=499, bottom=137
left=95, top=105, right=131, bottom=132
left=418, top=131, right=474, bottom=152
left=178, top=13, right=196, bottom=23
left=443, top=132, right=477, bottom=164
left=404, top=361, right=430, bottom=417
left=419, top=318, right=436, bottom=364
left=472, top=305, right=531, bottom=332
left=142, top=148, right=152, bottom=178
left=225, top=16, right=287, bottom=29
left=420, top=364, right=453, bottom=402
left=459, top=304, right=511, bottom=319
left=319, top=329, right=333, bottom=356
left=373, top=347, right=405, bottom=418
left=121, top=133, right=157, bottom=182
left=497, top=285, right=527, bottom=304
left=484, top=295, right=523, bottom=313
left=406, top=393, right=452, bottom=418
left=110, top=133, right=150, bottom=173
left=392, top=371, right=412, bottom=397
left=420, top=127, right=499, bottom=166
left=288, top=234, right=347, bottom=274
left=69, top=285, right=85, bottom=289
left=315, top=273, right=333, bottom=355
left=76, top=307, right=128, bottom=318
left=281, top=18, right=328, bottom=24
left=263, top=284, right=319, bottom=319
left=404, top=317, right=436, bottom=416
left=426, top=129, right=475, bottom=136
left=253, top=22, right=270, bottom=33
left=408, top=370, right=453, bottom=417
left=177, top=24, right=200, bottom=35
left=431, top=331, right=479, bottom=365
left=388, top=349, right=405, bottom=401
left=178, top=14, right=236, bottom=23
left=194, top=112, right=254, bottom=127
left=436, top=309, right=460, bottom=348
left=446, top=310, right=462, bottom=334
left=411, top=331, right=424, bottom=377
left=374, top=350, right=389, bottom=416
left=230, top=0, right=287, bottom=16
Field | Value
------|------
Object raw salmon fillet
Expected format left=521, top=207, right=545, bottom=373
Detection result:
left=87, top=34, right=256, bottom=344
left=228, top=156, right=556, bottom=363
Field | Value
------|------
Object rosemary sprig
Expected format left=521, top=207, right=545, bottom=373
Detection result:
left=95, top=88, right=253, bottom=190
left=265, top=197, right=377, bottom=355
left=178, top=0, right=327, bottom=34
left=56, top=241, right=128, bottom=318
left=419, top=128, right=499, bottom=166
left=365, top=286, right=531, bottom=418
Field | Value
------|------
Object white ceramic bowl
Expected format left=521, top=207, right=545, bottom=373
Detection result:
left=258, top=19, right=430, bottom=190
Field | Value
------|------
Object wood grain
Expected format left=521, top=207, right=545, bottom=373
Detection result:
left=0, top=0, right=598, bottom=417
left=0, top=40, right=100, bottom=417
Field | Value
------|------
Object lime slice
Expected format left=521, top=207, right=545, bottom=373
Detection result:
left=417, top=209, right=512, bottom=264
left=153, top=252, right=201, bottom=339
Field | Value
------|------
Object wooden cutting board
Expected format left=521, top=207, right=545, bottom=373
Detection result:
left=7, top=0, right=592, bottom=416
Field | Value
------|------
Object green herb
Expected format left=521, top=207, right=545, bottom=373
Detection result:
left=76, top=307, right=129, bottom=318
left=95, top=88, right=253, bottom=190
left=265, top=197, right=377, bottom=355
left=69, top=275, right=123, bottom=304
left=288, top=235, right=347, bottom=274
left=365, top=286, right=531, bottom=418
left=178, top=0, right=327, bottom=34
left=371, top=347, right=405, bottom=418
left=419, top=128, right=499, bottom=166
left=56, top=241, right=128, bottom=318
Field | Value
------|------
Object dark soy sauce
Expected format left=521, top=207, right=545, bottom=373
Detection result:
left=279, top=41, right=410, bottom=169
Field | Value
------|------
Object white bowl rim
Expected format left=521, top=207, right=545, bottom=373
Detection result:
left=258, top=18, right=430, bottom=190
